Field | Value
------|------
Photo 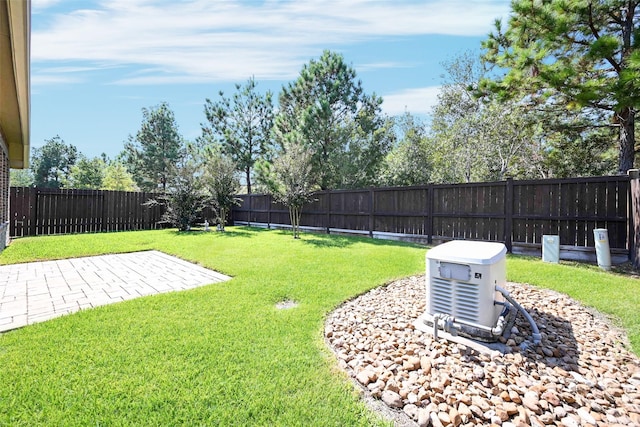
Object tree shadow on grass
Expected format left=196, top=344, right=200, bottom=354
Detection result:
left=168, top=227, right=255, bottom=239
left=301, top=234, right=358, bottom=248
left=214, top=228, right=256, bottom=238
left=300, top=231, right=427, bottom=249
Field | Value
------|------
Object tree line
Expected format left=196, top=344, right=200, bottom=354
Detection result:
left=9, top=1, right=639, bottom=232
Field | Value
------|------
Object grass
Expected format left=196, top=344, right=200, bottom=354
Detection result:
left=1, top=228, right=639, bottom=425
left=0, top=228, right=425, bottom=426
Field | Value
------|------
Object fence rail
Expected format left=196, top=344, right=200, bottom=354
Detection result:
left=232, top=176, right=631, bottom=255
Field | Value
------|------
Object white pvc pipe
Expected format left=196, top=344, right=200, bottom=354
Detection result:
left=432, top=312, right=508, bottom=340
left=593, top=228, right=611, bottom=271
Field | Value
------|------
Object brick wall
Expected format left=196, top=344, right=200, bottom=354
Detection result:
left=0, top=131, right=9, bottom=251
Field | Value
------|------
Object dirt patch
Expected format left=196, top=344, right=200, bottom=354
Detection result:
left=276, top=299, right=298, bottom=309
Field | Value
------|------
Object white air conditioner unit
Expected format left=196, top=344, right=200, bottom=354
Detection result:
left=416, top=240, right=542, bottom=350
left=420, top=240, right=509, bottom=342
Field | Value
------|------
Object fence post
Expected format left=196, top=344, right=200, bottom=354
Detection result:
left=247, top=194, right=252, bottom=227
left=504, top=178, right=513, bottom=253
left=29, top=187, right=37, bottom=236
left=9, top=187, right=20, bottom=237
left=426, top=185, right=433, bottom=245
left=369, top=188, right=374, bottom=238
left=100, top=190, right=107, bottom=232
left=628, top=169, right=640, bottom=268
left=325, top=191, right=331, bottom=234
left=267, top=194, right=271, bottom=229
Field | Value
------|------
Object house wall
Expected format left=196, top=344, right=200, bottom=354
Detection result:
left=0, top=0, right=30, bottom=252
left=0, top=130, right=8, bottom=250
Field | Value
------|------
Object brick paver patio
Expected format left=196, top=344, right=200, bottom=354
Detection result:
left=0, top=250, right=231, bottom=333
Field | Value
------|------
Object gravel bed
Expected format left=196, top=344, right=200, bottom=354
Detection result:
left=325, top=276, right=640, bottom=426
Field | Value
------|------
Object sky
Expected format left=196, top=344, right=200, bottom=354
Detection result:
left=30, top=0, right=512, bottom=160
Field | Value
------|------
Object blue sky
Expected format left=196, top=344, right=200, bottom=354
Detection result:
left=31, top=0, right=511, bottom=159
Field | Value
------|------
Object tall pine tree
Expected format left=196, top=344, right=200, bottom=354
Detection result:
left=123, top=102, right=184, bottom=192
left=481, top=0, right=639, bottom=173
left=275, top=50, right=390, bottom=190
left=200, top=77, right=274, bottom=194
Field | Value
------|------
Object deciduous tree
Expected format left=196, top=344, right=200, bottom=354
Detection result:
left=430, top=52, right=538, bottom=182
left=202, top=148, right=241, bottom=231
left=101, top=162, right=138, bottom=191
left=430, top=51, right=615, bottom=182
left=340, top=114, right=396, bottom=189
left=66, top=156, right=106, bottom=189
left=30, top=136, right=78, bottom=188
left=9, top=168, right=33, bottom=187
left=146, top=151, right=208, bottom=231
left=258, top=142, right=316, bottom=239
left=379, top=113, right=433, bottom=187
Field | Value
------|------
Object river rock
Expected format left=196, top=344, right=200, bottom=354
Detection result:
left=325, top=275, right=640, bottom=427
left=381, top=390, right=403, bottom=408
left=356, top=369, right=375, bottom=386
left=577, top=408, right=597, bottom=426
left=417, top=408, right=430, bottom=427
left=404, top=403, right=419, bottom=420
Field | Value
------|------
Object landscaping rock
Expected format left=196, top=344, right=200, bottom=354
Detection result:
left=382, top=390, right=404, bottom=409
left=417, top=408, right=430, bottom=427
left=522, top=391, right=541, bottom=414
left=430, top=412, right=444, bottom=427
left=356, top=368, right=377, bottom=386
left=403, top=403, right=419, bottom=420
left=325, top=275, right=640, bottom=426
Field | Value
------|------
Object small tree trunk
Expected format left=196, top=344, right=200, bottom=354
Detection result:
left=289, top=206, right=297, bottom=238
left=246, top=168, right=252, bottom=194
left=618, top=106, right=636, bottom=174
left=219, top=208, right=227, bottom=231
left=289, top=205, right=303, bottom=238
left=295, top=206, right=302, bottom=239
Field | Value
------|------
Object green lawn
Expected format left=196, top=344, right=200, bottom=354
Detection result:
left=0, top=228, right=424, bottom=426
left=0, top=228, right=638, bottom=425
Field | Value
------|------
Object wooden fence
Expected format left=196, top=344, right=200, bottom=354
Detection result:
left=8, top=175, right=632, bottom=261
left=9, top=187, right=167, bottom=237
left=232, top=176, right=631, bottom=258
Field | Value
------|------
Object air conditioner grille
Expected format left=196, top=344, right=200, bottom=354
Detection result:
left=430, top=277, right=481, bottom=323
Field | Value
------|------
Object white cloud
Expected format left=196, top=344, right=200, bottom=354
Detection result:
left=30, top=65, right=120, bottom=86
left=357, top=62, right=416, bottom=72
left=381, top=86, right=442, bottom=116
left=32, top=0, right=65, bottom=11
left=32, top=0, right=510, bottom=85
left=31, top=74, right=84, bottom=85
